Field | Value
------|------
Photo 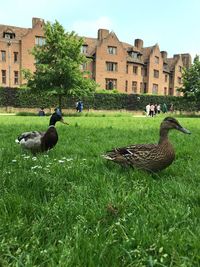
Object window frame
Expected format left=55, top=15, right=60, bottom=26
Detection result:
left=132, top=81, right=137, bottom=93
left=106, top=62, right=118, bottom=72
left=152, top=83, right=158, bottom=94
left=1, top=70, right=6, bottom=84
left=105, top=78, right=117, bottom=90
left=153, top=69, right=159, bottom=78
left=1, top=50, right=6, bottom=62
left=14, top=71, right=19, bottom=85
left=14, top=52, right=18, bottom=63
left=133, top=66, right=138, bottom=75
left=35, top=36, right=46, bottom=46
left=107, top=46, right=117, bottom=55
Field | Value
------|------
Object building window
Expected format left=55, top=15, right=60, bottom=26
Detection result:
left=3, top=32, right=15, bottom=39
left=80, top=62, right=87, bottom=70
left=35, top=36, right=45, bottom=46
left=155, top=56, right=159, bottom=64
left=133, top=66, right=138, bottom=74
left=165, top=74, right=168, bottom=82
left=125, top=80, right=128, bottom=92
left=1, top=51, right=6, bottom=62
left=129, top=52, right=138, bottom=59
left=177, top=77, right=182, bottom=84
left=81, top=45, right=88, bottom=54
left=14, top=52, right=18, bottom=63
left=1, top=70, right=6, bottom=84
left=154, top=70, right=159, bottom=78
left=14, top=71, right=19, bottom=85
left=143, top=83, right=147, bottom=93
left=126, top=64, right=128, bottom=74
left=107, top=46, right=117, bottom=55
left=140, top=82, right=143, bottom=93
left=164, top=87, right=167, bottom=95
left=152, top=84, right=158, bottom=94
left=163, top=63, right=168, bottom=71
left=132, top=81, right=137, bottom=93
left=179, top=66, right=182, bottom=72
left=106, top=62, right=118, bottom=72
left=142, top=67, right=147, bottom=76
left=105, top=79, right=117, bottom=90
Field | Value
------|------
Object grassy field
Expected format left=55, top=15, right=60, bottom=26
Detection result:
left=0, top=114, right=200, bottom=267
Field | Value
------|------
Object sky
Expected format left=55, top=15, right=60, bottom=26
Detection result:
left=1, top=0, right=200, bottom=59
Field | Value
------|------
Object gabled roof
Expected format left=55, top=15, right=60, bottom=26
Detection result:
left=166, top=56, right=180, bottom=71
left=82, top=37, right=99, bottom=57
left=0, top=24, right=30, bottom=41
left=142, top=46, right=154, bottom=62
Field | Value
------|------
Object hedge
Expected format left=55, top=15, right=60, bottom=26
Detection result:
left=0, top=87, right=198, bottom=112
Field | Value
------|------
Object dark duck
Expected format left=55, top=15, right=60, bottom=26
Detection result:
left=103, top=117, right=191, bottom=172
left=15, top=109, right=69, bottom=154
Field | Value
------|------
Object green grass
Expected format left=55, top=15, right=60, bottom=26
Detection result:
left=0, top=115, right=200, bottom=267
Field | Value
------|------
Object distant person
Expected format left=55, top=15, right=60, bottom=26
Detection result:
left=170, top=103, right=174, bottom=113
left=77, top=100, right=83, bottom=112
left=146, top=103, right=150, bottom=116
left=38, top=107, right=45, bottom=116
left=149, top=104, right=155, bottom=117
left=157, top=104, right=161, bottom=114
left=75, top=101, right=79, bottom=112
left=154, top=104, right=158, bottom=115
left=162, top=103, right=168, bottom=113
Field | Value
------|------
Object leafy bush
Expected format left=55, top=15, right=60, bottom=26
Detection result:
left=0, top=87, right=199, bottom=112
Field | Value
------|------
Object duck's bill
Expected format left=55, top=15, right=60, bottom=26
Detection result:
left=60, top=118, right=69, bottom=125
left=178, top=126, right=191, bottom=134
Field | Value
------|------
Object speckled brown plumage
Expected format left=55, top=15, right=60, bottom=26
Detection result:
left=103, top=117, right=191, bottom=172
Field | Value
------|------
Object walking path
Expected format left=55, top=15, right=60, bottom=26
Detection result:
left=0, top=113, right=16, bottom=115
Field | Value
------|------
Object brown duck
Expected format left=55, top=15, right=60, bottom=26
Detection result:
left=103, top=117, right=191, bottom=172
left=15, top=110, right=69, bottom=154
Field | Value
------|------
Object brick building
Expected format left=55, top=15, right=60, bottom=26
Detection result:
left=0, top=18, right=191, bottom=95
left=0, top=18, right=44, bottom=87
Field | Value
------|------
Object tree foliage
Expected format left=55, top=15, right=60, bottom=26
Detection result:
left=23, top=20, right=96, bottom=107
left=179, top=55, right=200, bottom=100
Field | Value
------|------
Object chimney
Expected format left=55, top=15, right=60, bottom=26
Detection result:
left=173, top=54, right=181, bottom=60
left=98, top=29, right=109, bottom=40
left=161, top=51, right=168, bottom=59
left=32, top=17, right=44, bottom=28
left=134, top=39, right=143, bottom=50
left=180, top=54, right=192, bottom=68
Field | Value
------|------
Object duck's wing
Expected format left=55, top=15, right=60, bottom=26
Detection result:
left=16, top=131, right=45, bottom=150
left=103, top=144, right=158, bottom=167
left=16, top=131, right=44, bottom=142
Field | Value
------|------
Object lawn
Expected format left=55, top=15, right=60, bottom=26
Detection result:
left=0, top=115, right=200, bottom=267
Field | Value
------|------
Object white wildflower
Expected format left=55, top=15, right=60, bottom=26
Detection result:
left=31, top=166, right=39, bottom=170
left=12, top=159, right=17, bottom=163
left=58, top=160, right=65, bottom=163
left=66, top=158, right=73, bottom=162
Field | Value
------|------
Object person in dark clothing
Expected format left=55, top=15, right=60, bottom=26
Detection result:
left=38, top=107, right=45, bottom=116
left=77, top=101, right=83, bottom=112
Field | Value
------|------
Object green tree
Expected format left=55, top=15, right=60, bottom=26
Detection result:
left=24, top=20, right=96, bottom=108
left=179, top=55, right=200, bottom=100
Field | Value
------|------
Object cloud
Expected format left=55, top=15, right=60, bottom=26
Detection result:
left=71, top=16, right=113, bottom=37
